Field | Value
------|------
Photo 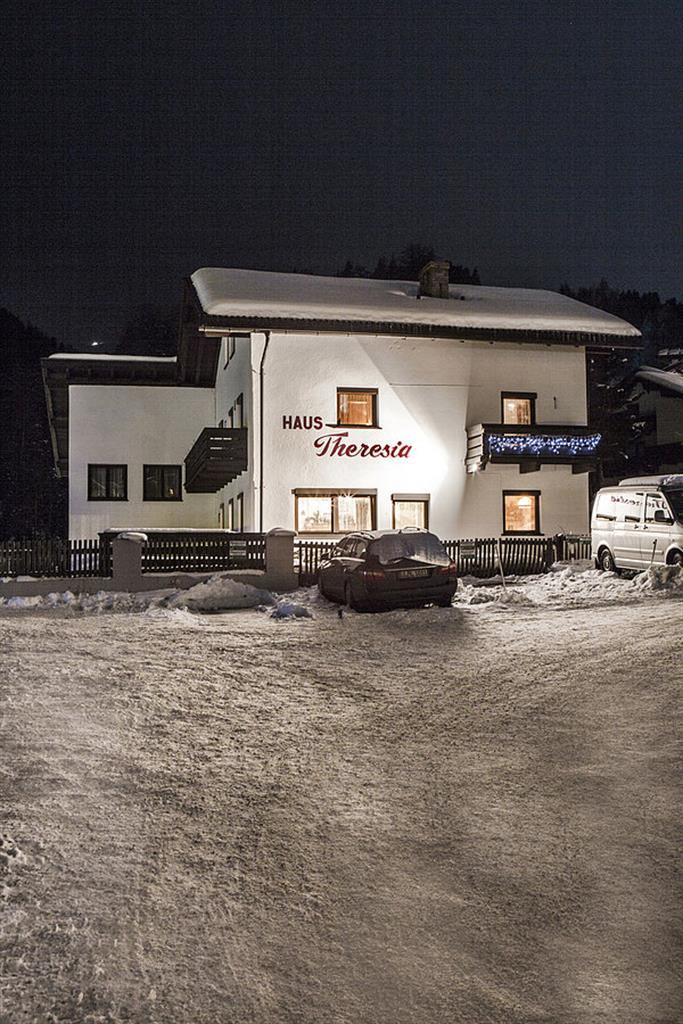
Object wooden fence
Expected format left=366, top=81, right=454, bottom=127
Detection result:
left=296, top=535, right=591, bottom=585
left=0, top=538, right=104, bottom=579
left=0, top=533, right=267, bottom=580
left=137, top=532, right=266, bottom=574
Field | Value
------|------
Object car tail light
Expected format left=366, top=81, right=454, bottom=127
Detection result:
left=436, top=562, right=458, bottom=579
left=362, top=568, right=385, bottom=582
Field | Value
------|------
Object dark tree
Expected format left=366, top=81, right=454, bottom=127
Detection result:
left=340, top=243, right=481, bottom=285
left=0, top=309, right=68, bottom=538
left=115, top=306, right=179, bottom=357
left=561, top=280, right=683, bottom=480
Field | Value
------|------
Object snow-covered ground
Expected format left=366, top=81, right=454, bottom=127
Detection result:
left=1, top=569, right=680, bottom=1023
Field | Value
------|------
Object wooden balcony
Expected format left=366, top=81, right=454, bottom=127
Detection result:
left=466, top=423, right=601, bottom=474
left=184, top=427, right=248, bottom=493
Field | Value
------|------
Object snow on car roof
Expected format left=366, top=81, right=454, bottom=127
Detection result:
left=191, top=267, right=640, bottom=337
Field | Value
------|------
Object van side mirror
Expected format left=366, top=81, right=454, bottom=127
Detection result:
left=653, top=509, right=673, bottom=524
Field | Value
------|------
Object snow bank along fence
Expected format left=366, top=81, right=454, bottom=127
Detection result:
left=0, top=530, right=296, bottom=598
left=295, top=534, right=592, bottom=585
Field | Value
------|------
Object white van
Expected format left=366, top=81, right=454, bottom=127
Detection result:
left=591, top=475, right=683, bottom=571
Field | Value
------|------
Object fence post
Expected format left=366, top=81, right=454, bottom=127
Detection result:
left=111, top=532, right=146, bottom=591
left=265, top=529, right=297, bottom=591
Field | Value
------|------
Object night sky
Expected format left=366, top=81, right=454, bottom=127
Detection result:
left=3, top=0, right=681, bottom=348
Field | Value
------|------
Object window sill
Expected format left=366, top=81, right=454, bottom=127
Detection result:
left=502, top=530, right=543, bottom=536
left=143, top=498, right=184, bottom=503
left=87, top=497, right=129, bottom=502
left=327, top=423, right=381, bottom=430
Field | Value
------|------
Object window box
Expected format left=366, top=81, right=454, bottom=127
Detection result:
left=466, top=423, right=601, bottom=474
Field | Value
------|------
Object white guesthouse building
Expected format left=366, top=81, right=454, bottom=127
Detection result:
left=43, top=264, right=641, bottom=541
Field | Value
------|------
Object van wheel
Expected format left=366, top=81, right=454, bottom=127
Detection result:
left=669, top=551, right=683, bottom=567
left=598, top=548, right=617, bottom=573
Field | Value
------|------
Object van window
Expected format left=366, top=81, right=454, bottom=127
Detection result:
left=594, top=493, right=617, bottom=521
left=645, top=493, right=671, bottom=522
left=664, top=489, right=683, bottom=521
left=614, top=492, right=642, bottom=523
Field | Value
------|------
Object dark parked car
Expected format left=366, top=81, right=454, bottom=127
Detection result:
left=317, top=529, right=458, bottom=611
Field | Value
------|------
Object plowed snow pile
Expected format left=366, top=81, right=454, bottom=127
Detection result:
left=455, top=563, right=683, bottom=608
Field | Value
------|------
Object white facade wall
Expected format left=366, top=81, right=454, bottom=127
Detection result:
left=260, top=333, right=590, bottom=537
left=213, top=333, right=260, bottom=530
left=66, top=334, right=592, bottom=539
left=69, top=385, right=215, bottom=539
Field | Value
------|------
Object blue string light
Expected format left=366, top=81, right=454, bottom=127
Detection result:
left=487, top=432, right=602, bottom=457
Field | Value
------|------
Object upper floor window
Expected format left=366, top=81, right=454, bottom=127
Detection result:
left=501, top=392, right=536, bottom=425
left=503, top=490, right=540, bottom=534
left=88, top=464, right=127, bottom=501
left=337, top=388, right=378, bottom=427
left=143, top=465, right=182, bottom=501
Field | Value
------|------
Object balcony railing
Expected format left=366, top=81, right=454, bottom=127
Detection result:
left=184, top=427, right=248, bottom=493
left=466, top=423, right=601, bottom=474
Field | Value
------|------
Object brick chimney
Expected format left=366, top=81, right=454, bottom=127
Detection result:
left=418, top=259, right=450, bottom=299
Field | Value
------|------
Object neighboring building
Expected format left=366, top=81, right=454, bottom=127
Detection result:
left=628, top=362, right=683, bottom=474
left=43, top=263, right=641, bottom=540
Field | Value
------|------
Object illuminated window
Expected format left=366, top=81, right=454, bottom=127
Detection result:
left=88, top=464, right=127, bottom=501
left=295, top=492, right=376, bottom=533
left=503, top=491, right=540, bottom=534
left=143, top=465, right=182, bottom=501
left=392, top=495, right=429, bottom=529
left=335, top=494, right=373, bottom=532
left=337, top=388, right=378, bottom=427
left=501, top=392, right=536, bottom=425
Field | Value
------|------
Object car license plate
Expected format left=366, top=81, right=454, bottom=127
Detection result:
left=398, top=568, right=430, bottom=579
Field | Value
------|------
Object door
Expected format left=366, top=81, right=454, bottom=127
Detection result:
left=640, top=493, right=673, bottom=567
left=612, top=492, right=644, bottom=569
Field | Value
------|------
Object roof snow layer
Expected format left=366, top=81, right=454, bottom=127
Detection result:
left=636, top=366, right=683, bottom=396
left=191, top=268, right=641, bottom=338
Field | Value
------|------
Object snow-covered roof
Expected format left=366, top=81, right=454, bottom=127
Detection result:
left=47, top=353, right=177, bottom=363
left=191, top=268, right=640, bottom=338
left=636, top=366, right=683, bottom=396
